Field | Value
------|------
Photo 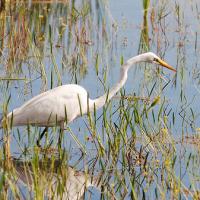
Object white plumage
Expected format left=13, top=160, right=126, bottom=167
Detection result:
left=1, top=52, right=176, bottom=128
left=6, top=84, right=92, bottom=127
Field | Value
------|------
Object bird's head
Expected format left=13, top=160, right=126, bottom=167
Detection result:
left=144, top=52, right=177, bottom=72
left=125, top=52, right=176, bottom=72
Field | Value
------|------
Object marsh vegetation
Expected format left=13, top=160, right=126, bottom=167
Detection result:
left=0, top=0, right=199, bottom=199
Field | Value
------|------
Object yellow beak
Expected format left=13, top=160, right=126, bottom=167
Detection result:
left=158, top=59, right=176, bottom=72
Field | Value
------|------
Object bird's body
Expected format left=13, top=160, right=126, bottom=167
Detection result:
left=1, top=52, right=176, bottom=129
left=6, top=84, right=93, bottom=127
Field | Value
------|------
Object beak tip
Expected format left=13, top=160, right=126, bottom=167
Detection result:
left=159, top=59, right=176, bottom=73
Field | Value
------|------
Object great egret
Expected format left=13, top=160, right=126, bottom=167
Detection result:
left=1, top=52, right=176, bottom=129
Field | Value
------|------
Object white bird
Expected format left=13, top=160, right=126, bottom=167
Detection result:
left=1, top=52, right=176, bottom=129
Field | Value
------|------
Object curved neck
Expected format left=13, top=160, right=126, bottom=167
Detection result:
left=91, top=54, right=143, bottom=110
left=92, top=66, right=128, bottom=110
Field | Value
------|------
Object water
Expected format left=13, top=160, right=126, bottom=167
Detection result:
left=0, top=0, right=200, bottom=199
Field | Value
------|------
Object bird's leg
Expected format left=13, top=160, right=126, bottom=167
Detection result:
left=58, top=122, right=64, bottom=150
left=36, top=127, right=48, bottom=147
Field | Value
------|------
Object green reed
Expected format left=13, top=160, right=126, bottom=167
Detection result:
left=0, top=0, right=199, bottom=199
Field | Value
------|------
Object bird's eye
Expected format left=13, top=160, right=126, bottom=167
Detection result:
left=153, top=58, right=159, bottom=62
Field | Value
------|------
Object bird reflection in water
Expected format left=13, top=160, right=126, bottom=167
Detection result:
left=3, top=158, right=100, bottom=200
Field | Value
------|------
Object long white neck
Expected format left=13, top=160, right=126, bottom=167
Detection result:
left=90, top=53, right=147, bottom=110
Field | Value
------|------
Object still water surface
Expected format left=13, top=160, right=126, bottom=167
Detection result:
left=0, top=0, right=200, bottom=199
